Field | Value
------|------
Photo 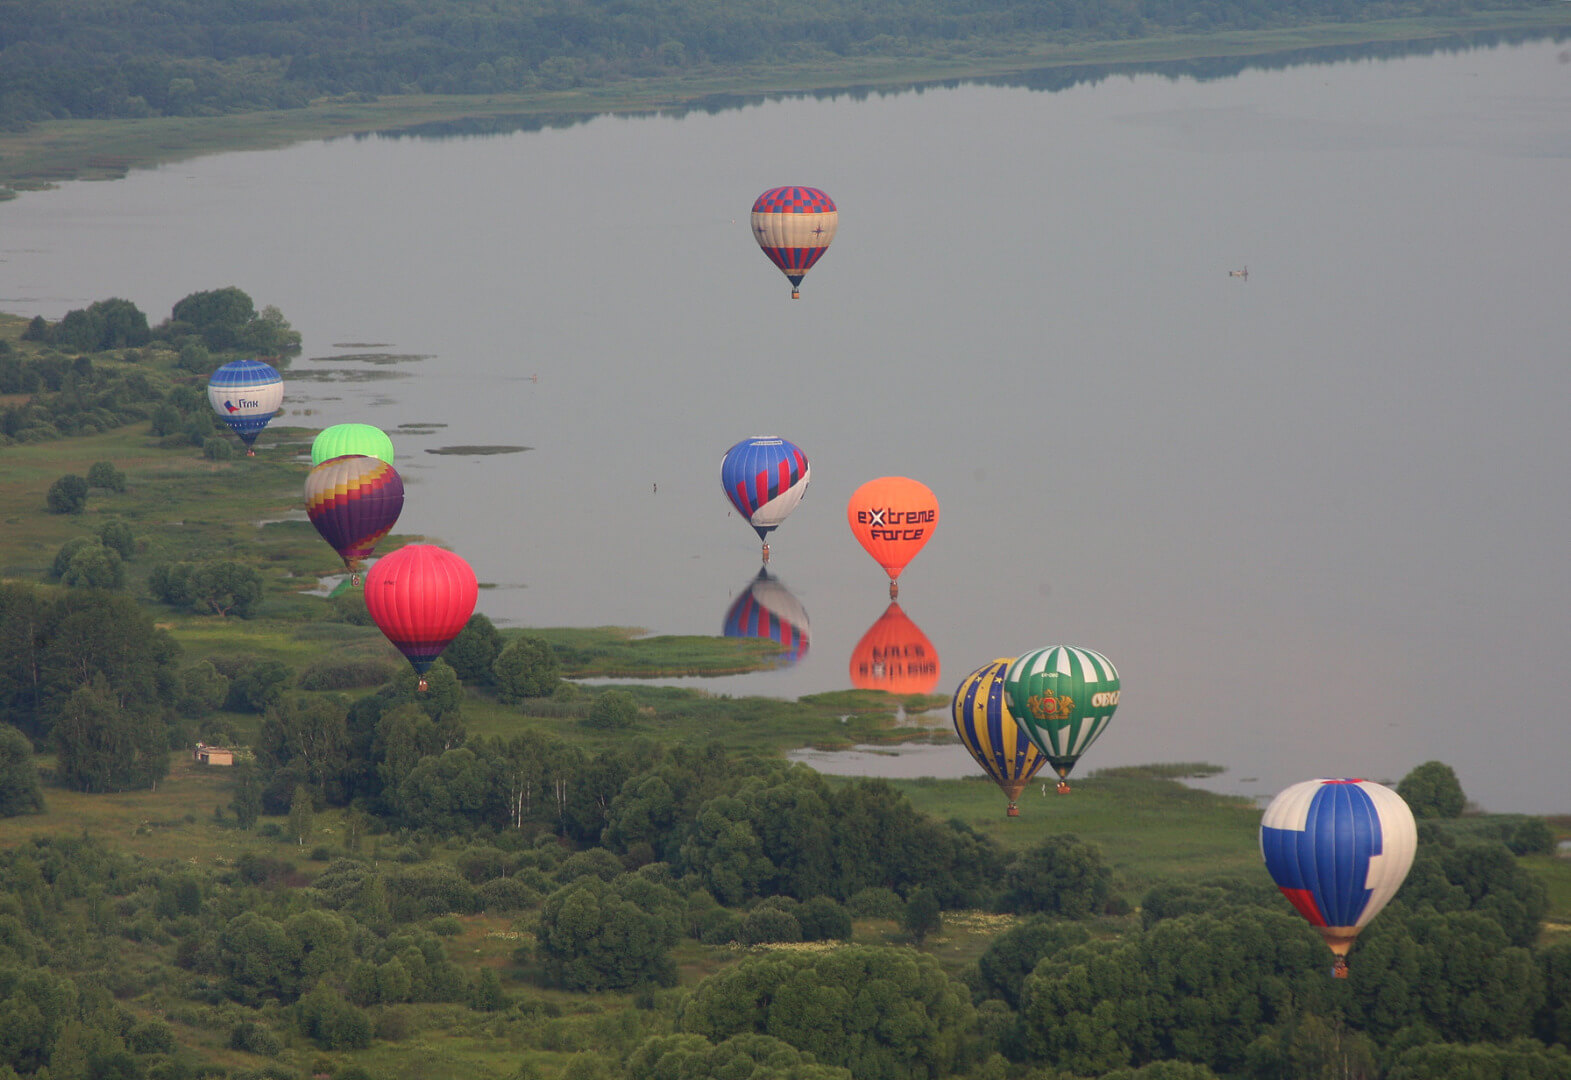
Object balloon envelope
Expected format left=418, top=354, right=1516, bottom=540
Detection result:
left=952, top=658, right=1048, bottom=813
left=363, top=545, right=478, bottom=681
left=849, top=602, right=939, bottom=694
left=1260, top=778, right=1417, bottom=970
left=846, top=476, right=939, bottom=584
left=723, top=568, right=810, bottom=665
left=751, top=186, right=838, bottom=297
left=313, top=423, right=394, bottom=467
left=721, top=436, right=811, bottom=543
left=1003, top=646, right=1119, bottom=783
left=305, top=455, right=405, bottom=574
left=207, top=359, right=283, bottom=449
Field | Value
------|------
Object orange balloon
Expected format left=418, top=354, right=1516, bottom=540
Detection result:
left=849, top=602, right=940, bottom=694
left=846, top=476, right=939, bottom=585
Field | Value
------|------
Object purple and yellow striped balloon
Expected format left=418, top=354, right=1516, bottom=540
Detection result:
left=305, top=454, right=404, bottom=578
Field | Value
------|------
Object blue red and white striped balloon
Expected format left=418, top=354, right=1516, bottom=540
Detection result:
left=721, top=436, right=811, bottom=558
left=750, top=186, right=838, bottom=299
left=722, top=568, right=810, bottom=665
left=207, top=359, right=283, bottom=455
left=1260, top=778, right=1417, bottom=976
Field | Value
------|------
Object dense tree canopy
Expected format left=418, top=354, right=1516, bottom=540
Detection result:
left=535, top=873, right=682, bottom=990
left=682, top=945, right=976, bottom=1080
left=629, top=1032, right=852, bottom=1080
left=1399, top=759, right=1468, bottom=818
left=0, top=582, right=181, bottom=747
left=0, top=724, right=44, bottom=815
left=0, top=0, right=1544, bottom=132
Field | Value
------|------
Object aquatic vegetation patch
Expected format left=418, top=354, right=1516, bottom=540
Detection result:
left=314, top=352, right=432, bottom=365
left=287, top=367, right=412, bottom=383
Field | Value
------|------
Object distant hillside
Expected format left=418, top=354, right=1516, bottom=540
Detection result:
left=0, top=0, right=1547, bottom=129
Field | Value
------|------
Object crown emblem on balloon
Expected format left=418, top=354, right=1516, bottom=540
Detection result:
left=1026, top=693, right=1075, bottom=722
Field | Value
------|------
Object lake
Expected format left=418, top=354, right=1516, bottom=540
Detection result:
left=3, top=36, right=1569, bottom=813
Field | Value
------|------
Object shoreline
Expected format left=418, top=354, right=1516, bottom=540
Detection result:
left=2, top=11, right=1568, bottom=194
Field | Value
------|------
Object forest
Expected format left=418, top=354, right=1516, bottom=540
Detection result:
left=0, top=294, right=1570, bottom=1080
left=0, top=0, right=1553, bottom=131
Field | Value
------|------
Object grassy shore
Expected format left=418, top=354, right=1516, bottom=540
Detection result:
left=2, top=11, right=1568, bottom=194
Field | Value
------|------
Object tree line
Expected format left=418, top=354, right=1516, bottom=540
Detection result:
left=0, top=787, right=1565, bottom=1080
left=2, top=287, right=300, bottom=449
left=0, top=0, right=1542, bottom=131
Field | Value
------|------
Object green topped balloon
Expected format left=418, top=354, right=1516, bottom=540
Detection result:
left=1003, top=646, right=1120, bottom=794
left=312, top=423, right=394, bottom=467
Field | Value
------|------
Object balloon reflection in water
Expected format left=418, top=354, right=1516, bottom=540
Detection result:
left=723, top=568, right=811, bottom=666
left=849, top=602, right=940, bottom=695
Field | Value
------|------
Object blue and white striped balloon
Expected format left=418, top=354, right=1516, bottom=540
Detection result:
left=207, top=359, right=283, bottom=454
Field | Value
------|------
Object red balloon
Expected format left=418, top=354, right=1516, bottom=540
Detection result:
left=364, top=544, right=478, bottom=689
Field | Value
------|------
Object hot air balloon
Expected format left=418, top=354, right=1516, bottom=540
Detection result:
left=1260, top=778, right=1417, bottom=978
left=207, top=359, right=283, bottom=455
left=304, top=455, right=405, bottom=582
left=363, top=544, right=478, bottom=691
left=723, top=568, right=811, bottom=666
left=849, top=602, right=939, bottom=695
left=751, top=186, right=838, bottom=299
left=312, top=423, right=394, bottom=467
left=1003, top=646, right=1119, bottom=794
left=952, top=658, right=1049, bottom=817
left=721, top=436, right=810, bottom=563
left=846, top=476, right=939, bottom=598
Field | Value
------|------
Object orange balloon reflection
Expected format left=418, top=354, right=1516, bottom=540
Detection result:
left=848, top=602, right=940, bottom=694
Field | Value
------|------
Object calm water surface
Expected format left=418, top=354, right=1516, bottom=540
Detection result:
left=4, top=39, right=1569, bottom=812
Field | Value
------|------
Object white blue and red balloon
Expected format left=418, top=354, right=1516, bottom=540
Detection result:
left=1260, top=777, right=1417, bottom=977
left=207, top=359, right=283, bottom=455
left=721, top=435, right=810, bottom=562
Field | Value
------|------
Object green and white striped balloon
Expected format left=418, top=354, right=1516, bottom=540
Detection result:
left=1003, top=646, right=1120, bottom=782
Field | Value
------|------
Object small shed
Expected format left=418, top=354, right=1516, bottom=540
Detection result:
left=194, top=744, right=234, bottom=766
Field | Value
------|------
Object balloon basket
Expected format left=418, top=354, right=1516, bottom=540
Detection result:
left=416, top=677, right=429, bottom=692
left=246, top=448, right=256, bottom=457
left=761, top=542, right=771, bottom=564
left=791, top=289, right=801, bottom=300
left=1332, top=957, right=1349, bottom=979
left=1056, top=781, right=1071, bottom=795
left=888, top=580, right=899, bottom=600
left=1006, top=804, right=1019, bottom=818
